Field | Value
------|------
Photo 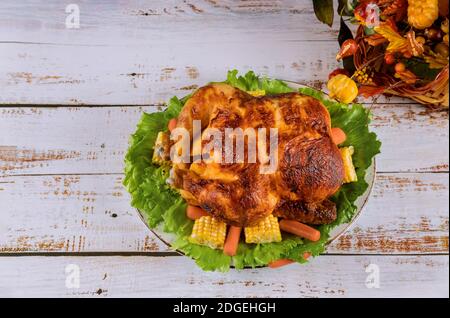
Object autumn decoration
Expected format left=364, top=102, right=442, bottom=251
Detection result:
left=313, top=0, right=449, bottom=108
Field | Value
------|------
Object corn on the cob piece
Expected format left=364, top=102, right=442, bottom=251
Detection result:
left=248, top=90, right=266, bottom=97
left=407, top=0, right=438, bottom=29
left=340, top=146, right=358, bottom=183
left=244, top=214, right=282, bottom=244
left=152, top=131, right=170, bottom=164
left=189, top=216, right=227, bottom=249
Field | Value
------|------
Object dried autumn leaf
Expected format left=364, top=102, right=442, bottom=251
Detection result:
left=374, top=23, right=408, bottom=53
left=358, top=85, right=386, bottom=97
left=394, top=69, right=418, bottom=84
left=329, top=68, right=350, bottom=79
left=424, top=53, right=449, bottom=69
left=364, top=34, right=387, bottom=46
left=381, top=0, right=407, bottom=21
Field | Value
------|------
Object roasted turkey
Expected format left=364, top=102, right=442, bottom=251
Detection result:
left=172, top=83, right=344, bottom=227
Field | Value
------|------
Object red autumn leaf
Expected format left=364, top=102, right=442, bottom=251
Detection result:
left=328, top=68, right=350, bottom=79
left=394, top=70, right=418, bottom=84
left=382, top=1, right=407, bottom=22
left=358, top=85, right=385, bottom=98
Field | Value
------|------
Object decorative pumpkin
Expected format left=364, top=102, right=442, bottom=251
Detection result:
left=408, top=0, right=439, bottom=29
left=327, top=74, right=358, bottom=104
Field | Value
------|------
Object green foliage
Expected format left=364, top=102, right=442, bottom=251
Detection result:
left=313, top=0, right=334, bottom=27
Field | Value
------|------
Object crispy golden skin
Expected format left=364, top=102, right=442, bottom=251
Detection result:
left=273, top=199, right=337, bottom=225
left=173, top=83, right=344, bottom=227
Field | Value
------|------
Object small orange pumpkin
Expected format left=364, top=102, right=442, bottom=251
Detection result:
left=327, top=74, right=358, bottom=104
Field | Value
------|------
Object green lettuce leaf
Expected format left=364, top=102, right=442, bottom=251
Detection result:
left=225, top=69, right=294, bottom=94
left=123, top=70, right=381, bottom=271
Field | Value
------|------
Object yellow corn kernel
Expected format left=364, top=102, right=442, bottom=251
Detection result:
left=189, top=216, right=226, bottom=249
left=248, top=90, right=266, bottom=97
left=408, top=0, right=438, bottom=29
left=245, top=214, right=282, bottom=244
left=340, top=146, right=358, bottom=183
left=152, top=131, right=170, bottom=164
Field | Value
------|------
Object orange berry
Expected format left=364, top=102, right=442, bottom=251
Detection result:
left=395, top=62, right=406, bottom=73
left=384, top=53, right=396, bottom=65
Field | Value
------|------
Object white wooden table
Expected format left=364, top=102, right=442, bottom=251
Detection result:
left=0, top=0, right=448, bottom=298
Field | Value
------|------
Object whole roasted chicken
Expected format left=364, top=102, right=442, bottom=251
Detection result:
left=171, top=83, right=344, bottom=227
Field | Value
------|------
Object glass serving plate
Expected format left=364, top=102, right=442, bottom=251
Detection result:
left=136, top=81, right=376, bottom=266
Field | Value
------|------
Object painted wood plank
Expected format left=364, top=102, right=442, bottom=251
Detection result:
left=0, top=106, right=151, bottom=176
left=0, top=173, right=447, bottom=254
left=370, top=104, right=449, bottom=173
left=0, top=42, right=412, bottom=106
left=0, top=0, right=341, bottom=105
left=0, top=104, right=447, bottom=176
left=0, top=1, right=407, bottom=105
left=0, top=0, right=340, bottom=45
left=0, top=174, right=168, bottom=253
left=329, top=174, right=449, bottom=254
left=0, top=255, right=447, bottom=297
left=0, top=41, right=342, bottom=105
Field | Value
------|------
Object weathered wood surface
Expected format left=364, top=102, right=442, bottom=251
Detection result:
left=0, top=255, right=447, bottom=298
left=0, top=173, right=447, bottom=254
left=0, top=0, right=408, bottom=105
left=0, top=0, right=340, bottom=44
left=0, top=41, right=340, bottom=105
left=0, top=105, right=448, bottom=176
left=0, top=0, right=448, bottom=298
left=0, top=0, right=335, bottom=105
